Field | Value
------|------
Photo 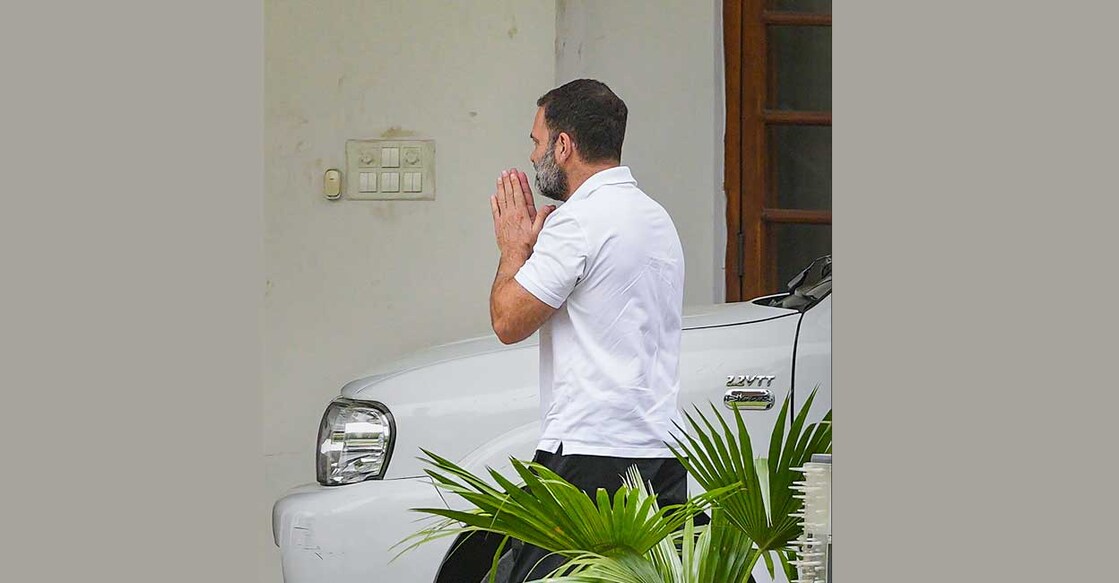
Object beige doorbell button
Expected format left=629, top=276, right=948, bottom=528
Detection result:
left=324, top=169, right=342, bottom=199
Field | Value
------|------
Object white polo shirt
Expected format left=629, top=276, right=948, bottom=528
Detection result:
left=514, top=166, right=685, bottom=458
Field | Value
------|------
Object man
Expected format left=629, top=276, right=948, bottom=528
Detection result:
left=488, top=78, right=687, bottom=582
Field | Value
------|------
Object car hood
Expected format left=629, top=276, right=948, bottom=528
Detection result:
left=342, top=300, right=790, bottom=396
left=340, top=300, right=794, bottom=478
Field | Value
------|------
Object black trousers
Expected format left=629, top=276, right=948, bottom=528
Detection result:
left=503, top=444, right=688, bottom=583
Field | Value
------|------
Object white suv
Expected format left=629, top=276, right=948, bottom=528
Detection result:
left=272, top=257, right=832, bottom=583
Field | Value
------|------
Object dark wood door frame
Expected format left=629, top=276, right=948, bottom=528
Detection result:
left=724, top=0, right=832, bottom=302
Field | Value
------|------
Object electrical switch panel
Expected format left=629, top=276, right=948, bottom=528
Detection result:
left=345, top=139, right=435, bottom=201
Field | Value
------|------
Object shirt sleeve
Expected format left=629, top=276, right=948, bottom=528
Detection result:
left=513, top=212, right=588, bottom=309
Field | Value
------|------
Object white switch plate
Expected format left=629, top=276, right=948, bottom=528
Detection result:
left=345, top=139, right=435, bottom=201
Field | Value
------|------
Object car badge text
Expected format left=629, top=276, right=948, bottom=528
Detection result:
left=724, top=375, right=777, bottom=411
left=726, top=375, right=776, bottom=387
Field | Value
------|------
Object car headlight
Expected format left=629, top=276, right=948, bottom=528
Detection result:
left=316, top=398, right=396, bottom=486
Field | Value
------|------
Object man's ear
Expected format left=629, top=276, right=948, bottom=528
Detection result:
left=556, top=132, right=576, bottom=164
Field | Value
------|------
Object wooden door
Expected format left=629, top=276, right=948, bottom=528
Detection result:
left=725, top=0, right=832, bottom=301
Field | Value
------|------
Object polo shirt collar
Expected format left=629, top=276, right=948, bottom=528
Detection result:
left=565, top=166, right=636, bottom=203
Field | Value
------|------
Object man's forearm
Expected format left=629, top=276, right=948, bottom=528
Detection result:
left=490, top=248, right=530, bottom=334
left=487, top=243, right=534, bottom=340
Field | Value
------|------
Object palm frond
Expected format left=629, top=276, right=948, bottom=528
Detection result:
left=543, top=551, right=669, bottom=583
left=542, top=471, right=756, bottom=583
left=399, top=449, right=737, bottom=572
left=398, top=387, right=830, bottom=583
left=692, top=510, right=758, bottom=583
left=669, top=387, right=832, bottom=574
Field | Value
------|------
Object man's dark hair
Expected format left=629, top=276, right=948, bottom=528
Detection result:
left=536, top=79, right=628, bottom=163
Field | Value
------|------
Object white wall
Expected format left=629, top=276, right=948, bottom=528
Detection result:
left=263, top=0, right=556, bottom=579
left=555, top=0, right=726, bottom=306
left=264, top=0, right=721, bottom=579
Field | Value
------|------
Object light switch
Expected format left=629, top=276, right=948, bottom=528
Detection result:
left=381, top=172, right=400, bottom=192
left=381, top=147, right=400, bottom=168
left=403, top=172, right=422, bottom=192
left=359, top=172, right=377, bottom=193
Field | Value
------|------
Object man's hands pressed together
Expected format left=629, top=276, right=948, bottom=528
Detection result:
left=489, top=168, right=558, bottom=345
left=490, top=169, right=555, bottom=259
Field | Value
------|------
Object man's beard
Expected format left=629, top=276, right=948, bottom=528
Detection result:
left=533, top=141, right=569, bottom=202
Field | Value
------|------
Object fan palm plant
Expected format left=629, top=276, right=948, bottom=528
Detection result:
left=669, top=387, right=832, bottom=580
left=399, top=388, right=831, bottom=583
left=542, top=482, right=760, bottom=583
left=395, top=450, right=739, bottom=580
